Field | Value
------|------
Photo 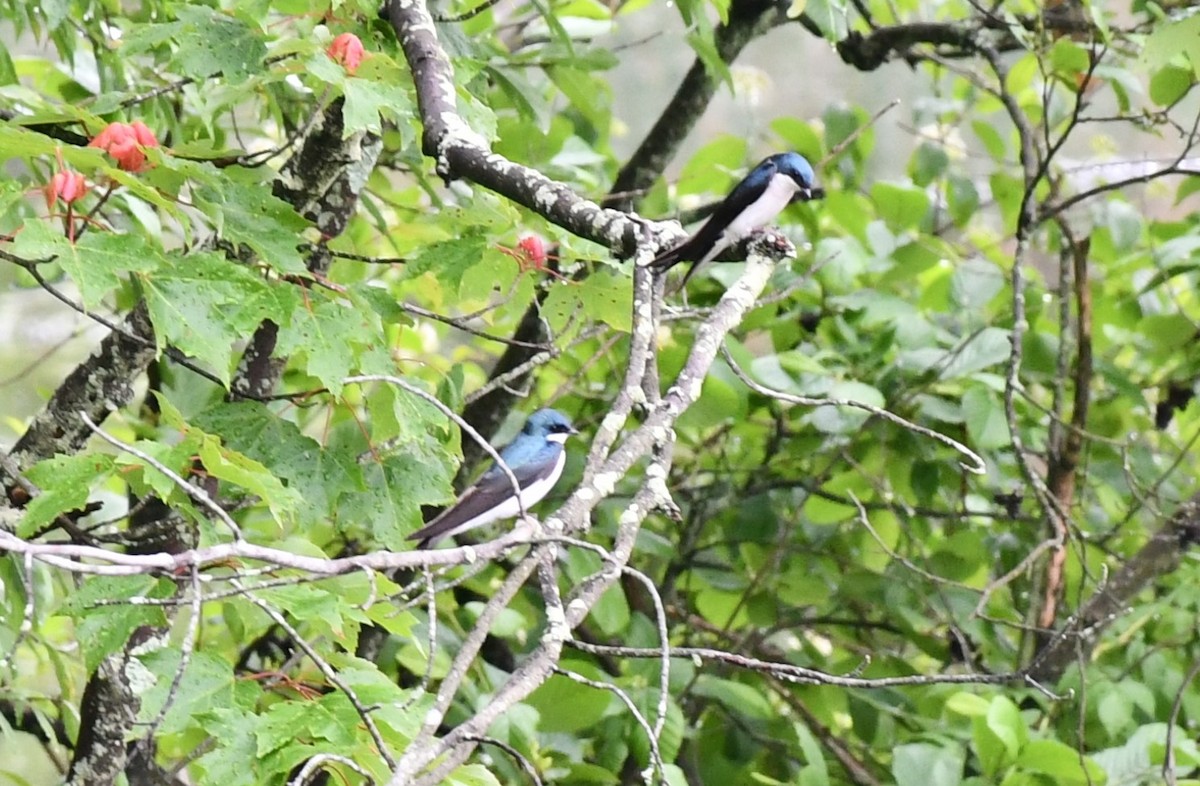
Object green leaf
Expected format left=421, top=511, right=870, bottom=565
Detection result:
left=197, top=435, right=303, bottom=524
left=985, top=695, right=1027, bottom=760
left=1098, top=688, right=1133, bottom=738
left=808, top=380, right=885, bottom=434
left=547, top=66, right=611, bottom=131
left=677, top=136, right=748, bottom=196
left=194, top=709, right=262, bottom=786
left=542, top=269, right=632, bottom=333
left=795, top=721, right=830, bottom=786
left=339, top=452, right=457, bottom=548
left=945, top=692, right=992, bottom=717
left=972, top=120, right=1007, bottom=160
left=929, top=530, right=988, bottom=584
left=275, top=298, right=386, bottom=395
left=771, top=116, right=824, bottom=163
left=193, top=178, right=310, bottom=274
left=111, top=433, right=203, bottom=502
left=893, top=743, right=964, bottom=786
left=142, top=251, right=299, bottom=385
left=692, top=676, right=774, bottom=720
left=858, top=508, right=898, bottom=571
left=558, top=0, right=614, bottom=18
left=528, top=659, right=614, bottom=733
left=343, top=78, right=414, bottom=136
left=1017, top=740, right=1105, bottom=785
left=804, top=0, right=849, bottom=38
left=685, top=30, right=732, bottom=86
left=1093, top=724, right=1192, bottom=786
left=1102, top=200, right=1143, bottom=250
left=332, top=656, right=425, bottom=744
left=588, top=582, right=632, bottom=636
left=962, top=384, right=1009, bottom=450
left=1143, top=15, right=1200, bottom=77
left=12, top=222, right=164, bottom=310
left=947, top=174, right=980, bottom=226
left=461, top=602, right=528, bottom=638
left=171, top=5, right=266, bottom=81
left=677, top=364, right=746, bottom=429
left=20, top=453, right=115, bottom=536
left=194, top=401, right=365, bottom=526
left=941, top=327, right=1011, bottom=379
left=951, top=258, right=1005, bottom=310
left=1175, top=175, right=1200, bottom=205
left=67, top=576, right=171, bottom=672
left=872, top=182, right=930, bottom=231
left=403, top=233, right=489, bottom=294
left=447, top=764, right=503, bottom=786
left=630, top=689, right=685, bottom=767
left=1050, top=38, right=1090, bottom=78
left=910, top=142, right=949, bottom=187
left=1149, top=65, right=1193, bottom=106
left=138, top=649, right=240, bottom=735
left=256, top=697, right=357, bottom=757
left=0, top=40, right=18, bottom=85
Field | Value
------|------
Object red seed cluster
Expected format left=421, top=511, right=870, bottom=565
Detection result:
left=44, top=169, right=87, bottom=209
left=88, top=120, right=160, bottom=172
left=517, top=234, right=548, bottom=269
left=328, top=33, right=365, bottom=75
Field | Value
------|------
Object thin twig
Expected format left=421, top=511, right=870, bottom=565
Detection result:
left=80, top=411, right=244, bottom=540
left=719, top=344, right=986, bottom=474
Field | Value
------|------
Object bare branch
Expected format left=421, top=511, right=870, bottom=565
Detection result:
left=566, top=641, right=1023, bottom=689
left=81, top=412, right=244, bottom=540
left=719, top=344, right=986, bottom=474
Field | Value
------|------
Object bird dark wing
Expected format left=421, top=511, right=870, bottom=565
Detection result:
left=408, top=449, right=562, bottom=548
left=650, top=159, right=779, bottom=272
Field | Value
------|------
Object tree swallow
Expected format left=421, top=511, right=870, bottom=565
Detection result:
left=650, top=152, right=823, bottom=288
left=408, top=409, right=578, bottom=548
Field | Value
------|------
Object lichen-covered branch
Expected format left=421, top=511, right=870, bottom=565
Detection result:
left=384, top=0, right=657, bottom=258
left=385, top=236, right=789, bottom=785
left=2, top=304, right=157, bottom=490
left=232, top=99, right=381, bottom=400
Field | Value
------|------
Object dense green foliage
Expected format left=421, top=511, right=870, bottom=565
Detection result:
left=3, top=0, right=1200, bottom=785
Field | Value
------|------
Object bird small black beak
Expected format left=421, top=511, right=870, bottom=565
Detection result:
left=807, top=186, right=826, bottom=200
left=569, top=426, right=580, bottom=436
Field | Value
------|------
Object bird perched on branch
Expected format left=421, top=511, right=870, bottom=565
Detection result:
left=650, top=152, right=823, bottom=289
left=408, top=409, right=578, bottom=548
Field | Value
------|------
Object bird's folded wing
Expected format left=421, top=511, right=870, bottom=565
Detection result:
left=408, top=451, right=560, bottom=546
left=650, top=159, right=780, bottom=270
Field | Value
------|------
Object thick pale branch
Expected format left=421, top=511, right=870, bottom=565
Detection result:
left=386, top=239, right=785, bottom=785
left=384, top=0, right=659, bottom=259
left=0, top=522, right=535, bottom=574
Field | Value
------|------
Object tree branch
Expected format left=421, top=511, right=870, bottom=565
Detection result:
left=1027, top=491, right=1200, bottom=683
left=385, top=236, right=789, bottom=785
left=384, top=0, right=655, bottom=259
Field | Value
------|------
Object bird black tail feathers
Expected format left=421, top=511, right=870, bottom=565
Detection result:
left=649, top=236, right=697, bottom=275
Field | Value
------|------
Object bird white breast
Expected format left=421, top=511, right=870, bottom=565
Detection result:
left=438, top=448, right=568, bottom=539
left=703, top=173, right=801, bottom=266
